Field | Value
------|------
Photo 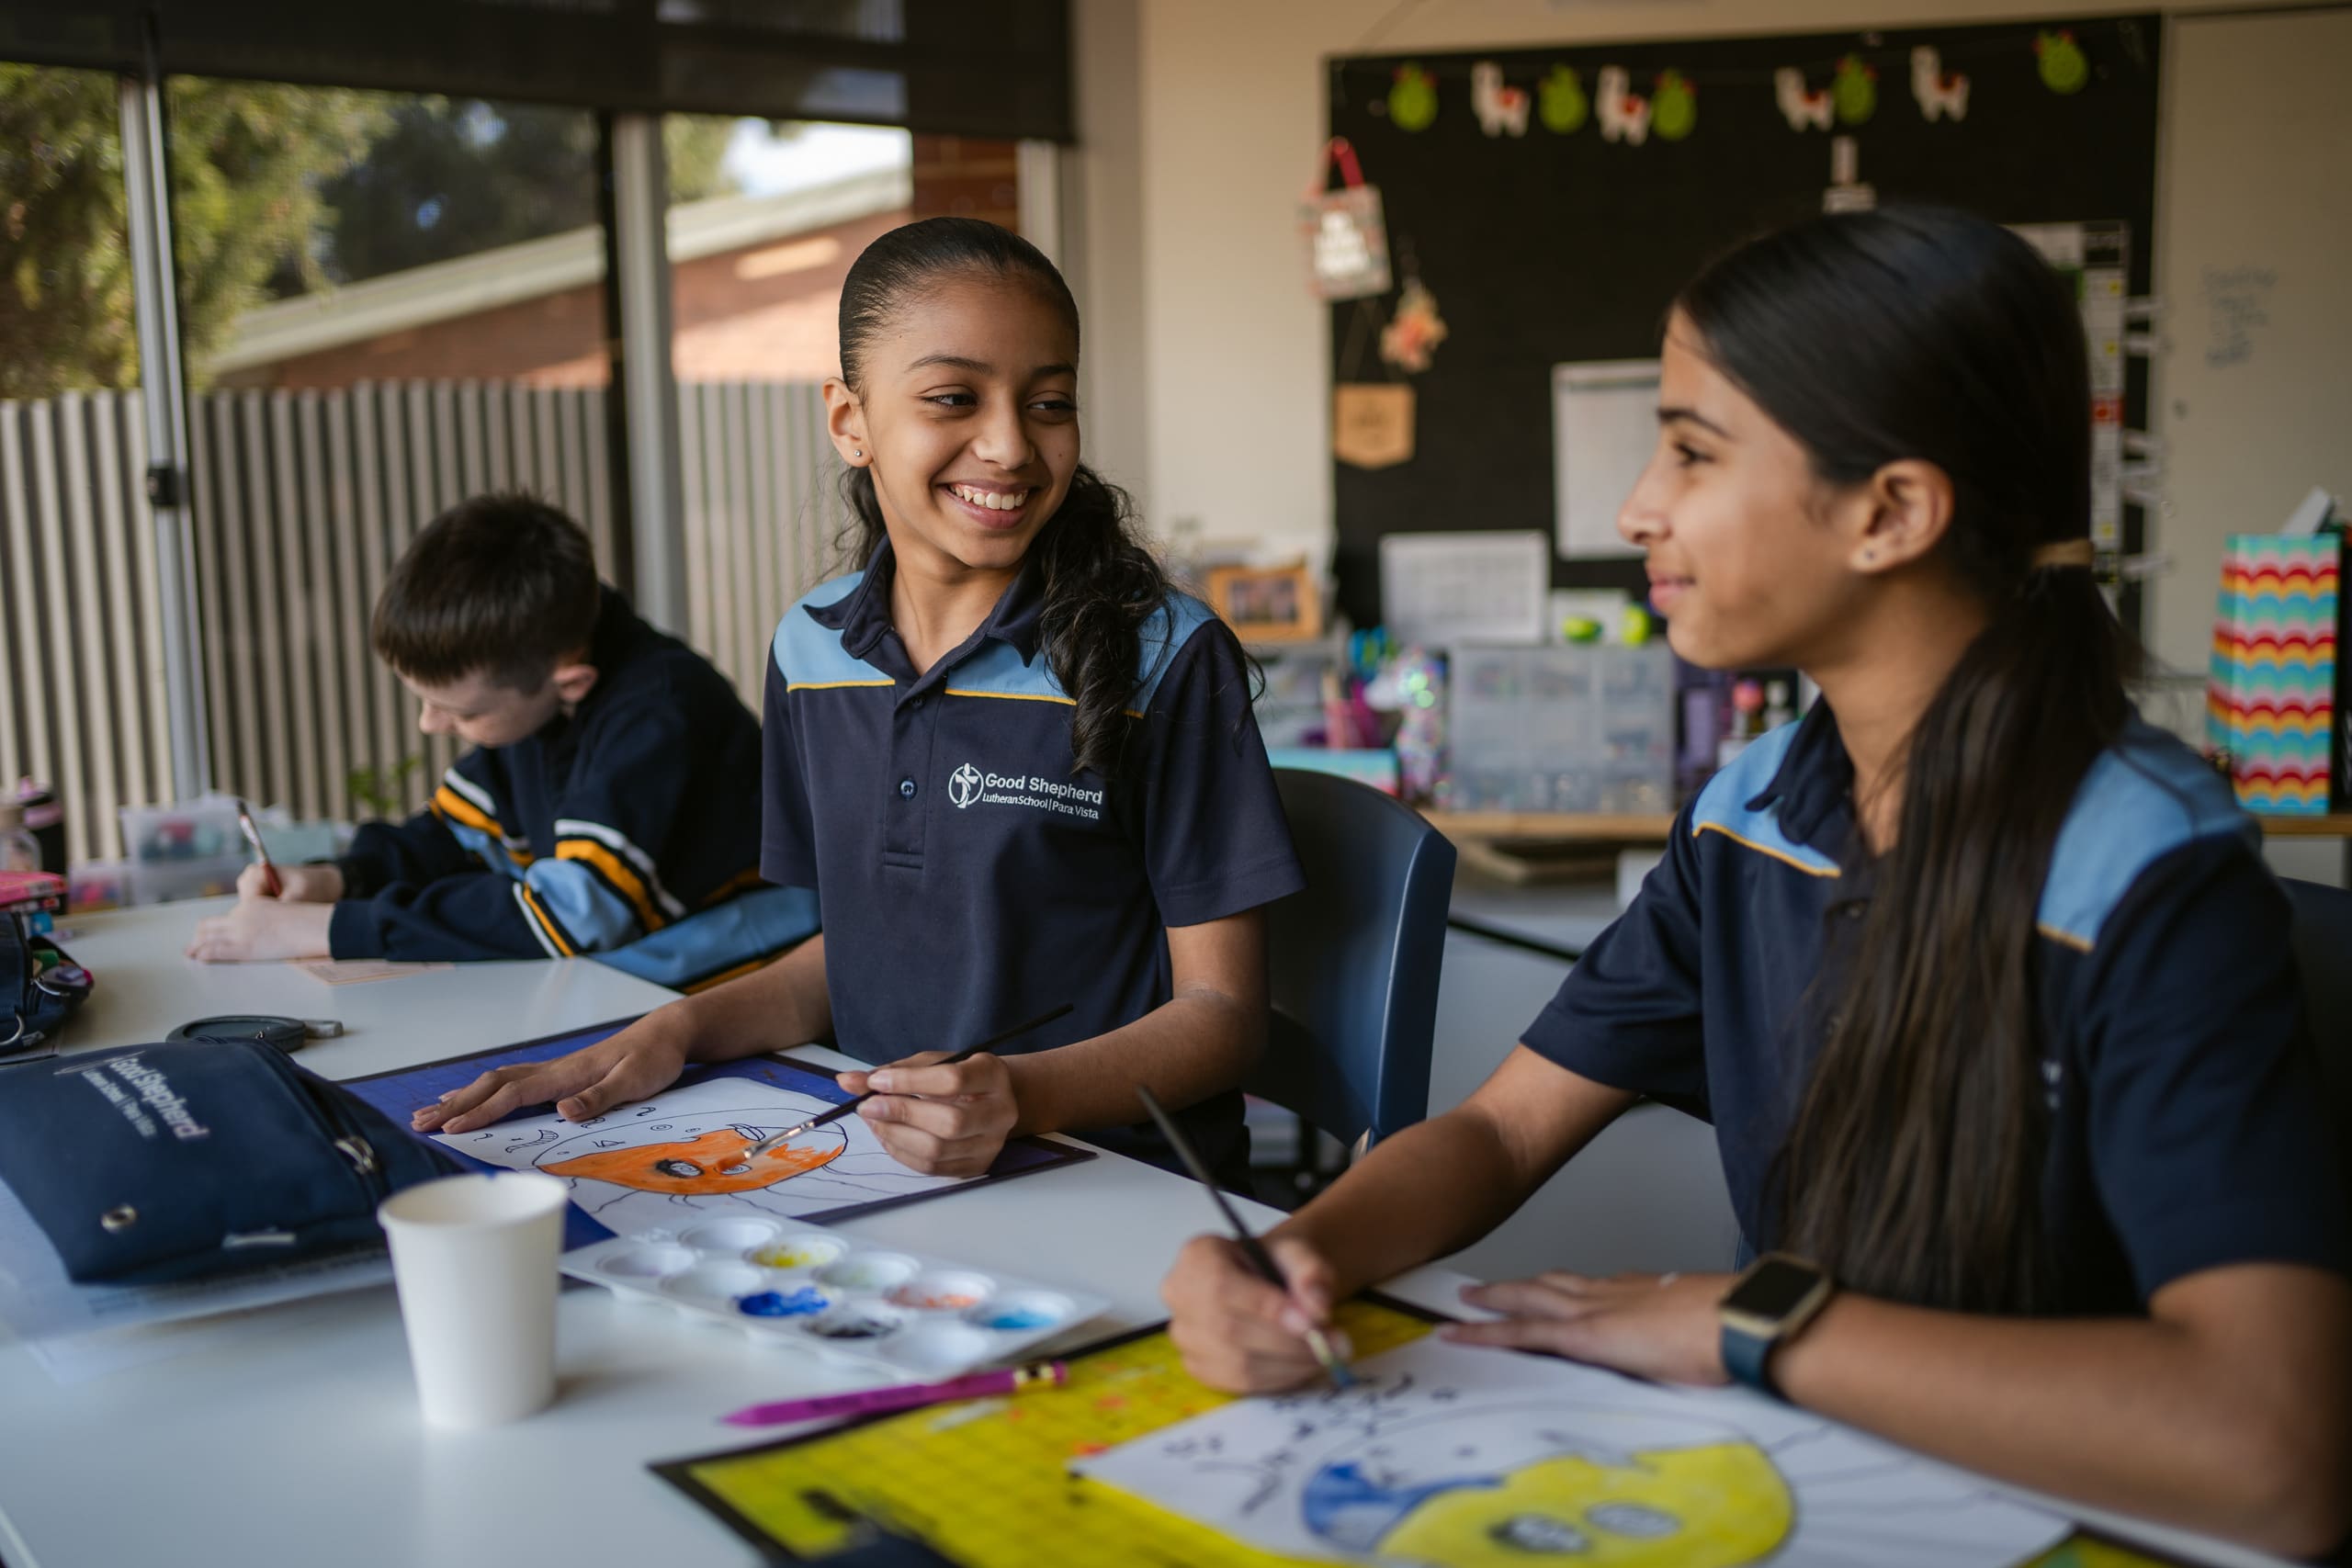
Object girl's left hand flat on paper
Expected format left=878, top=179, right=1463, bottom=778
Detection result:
left=837, top=1051, right=1018, bottom=1177
left=185, top=897, right=335, bottom=964
left=1443, top=1269, right=1738, bottom=1385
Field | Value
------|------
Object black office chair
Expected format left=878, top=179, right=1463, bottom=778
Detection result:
left=1248, top=769, right=1456, bottom=1176
left=2282, top=876, right=2352, bottom=1206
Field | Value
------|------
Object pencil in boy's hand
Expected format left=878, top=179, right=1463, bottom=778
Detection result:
left=234, top=799, right=283, bottom=898
left=1133, top=1084, right=1356, bottom=1389
left=735, top=1001, right=1075, bottom=1163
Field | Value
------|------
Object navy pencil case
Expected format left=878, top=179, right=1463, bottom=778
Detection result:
left=0, top=1037, right=461, bottom=1283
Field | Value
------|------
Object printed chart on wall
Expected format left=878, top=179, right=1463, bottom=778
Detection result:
left=657, top=1298, right=2181, bottom=1568
left=342, top=1022, right=1093, bottom=1250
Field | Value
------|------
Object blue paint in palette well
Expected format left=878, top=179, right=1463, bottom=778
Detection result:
left=738, top=1285, right=831, bottom=1318
left=977, top=1304, right=1057, bottom=1331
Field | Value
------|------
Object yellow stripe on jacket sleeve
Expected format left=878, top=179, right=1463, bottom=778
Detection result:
left=516, top=884, right=579, bottom=956
left=430, top=783, right=537, bottom=858
left=555, top=839, right=664, bottom=931
left=432, top=783, right=497, bottom=834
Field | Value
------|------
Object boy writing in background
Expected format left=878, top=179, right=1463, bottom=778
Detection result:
left=187, top=493, right=814, bottom=989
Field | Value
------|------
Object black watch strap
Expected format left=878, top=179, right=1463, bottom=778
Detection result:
left=1721, top=1320, right=1781, bottom=1398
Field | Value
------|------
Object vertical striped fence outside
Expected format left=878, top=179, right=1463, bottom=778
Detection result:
left=0, top=378, right=840, bottom=863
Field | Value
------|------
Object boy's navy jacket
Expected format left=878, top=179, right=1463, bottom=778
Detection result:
left=328, top=586, right=816, bottom=988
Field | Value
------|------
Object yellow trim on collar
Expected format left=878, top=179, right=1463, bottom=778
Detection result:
left=2036, top=921, right=2094, bottom=953
left=1691, top=820, right=1841, bottom=879
left=944, top=687, right=1148, bottom=720
left=944, top=686, right=1073, bottom=705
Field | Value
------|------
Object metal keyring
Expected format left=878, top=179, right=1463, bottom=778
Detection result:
left=1, top=1010, right=24, bottom=1049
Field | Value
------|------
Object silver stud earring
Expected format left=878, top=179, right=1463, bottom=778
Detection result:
left=853, top=448, right=864, bottom=459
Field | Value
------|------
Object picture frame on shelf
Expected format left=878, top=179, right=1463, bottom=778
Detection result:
left=1204, top=563, right=1323, bottom=643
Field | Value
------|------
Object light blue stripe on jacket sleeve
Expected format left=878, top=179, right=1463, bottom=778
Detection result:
left=522, top=857, right=647, bottom=953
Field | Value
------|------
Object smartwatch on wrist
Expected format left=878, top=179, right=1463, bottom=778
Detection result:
left=1718, top=1252, right=1834, bottom=1398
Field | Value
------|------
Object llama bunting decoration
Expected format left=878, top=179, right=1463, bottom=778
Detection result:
left=1911, top=46, right=1971, bottom=121
left=1775, top=67, right=1834, bottom=131
left=1596, top=65, right=1652, bottom=145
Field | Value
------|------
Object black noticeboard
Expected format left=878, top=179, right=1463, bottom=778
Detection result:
left=1326, top=15, right=2160, bottom=630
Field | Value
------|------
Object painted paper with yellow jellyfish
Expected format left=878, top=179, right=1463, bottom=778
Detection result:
left=1298, top=1406, right=1792, bottom=1568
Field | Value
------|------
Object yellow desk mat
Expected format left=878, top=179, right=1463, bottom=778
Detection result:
left=653, top=1298, right=2180, bottom=1567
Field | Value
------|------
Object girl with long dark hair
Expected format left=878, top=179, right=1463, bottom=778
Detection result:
left=424, top=218, right=1302, bottom=1183
left=1162, top=207, right=2351, bottom=1554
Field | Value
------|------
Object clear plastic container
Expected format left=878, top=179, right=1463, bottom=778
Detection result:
left=0, top=800, right=40, bottom=874
left=119, top=795, right=248, bottom=906
left=1446, top=643, right=1676, bottom=813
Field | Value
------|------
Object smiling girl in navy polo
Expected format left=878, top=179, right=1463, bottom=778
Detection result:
left=423, top=219, right=1303, bottom=1187
left=1160, top=208, right=2352, bottom=1556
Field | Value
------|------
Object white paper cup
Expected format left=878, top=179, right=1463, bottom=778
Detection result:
left=378, top=1172, right=570, bottom=1429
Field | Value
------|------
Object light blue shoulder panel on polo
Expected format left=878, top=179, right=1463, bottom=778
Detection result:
left=774, top=572, right=891, bottom=688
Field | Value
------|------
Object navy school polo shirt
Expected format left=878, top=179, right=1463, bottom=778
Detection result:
left=1525, top=704, right=2350, bottom=1313
left=760, top=542, right=1306, bottom=1178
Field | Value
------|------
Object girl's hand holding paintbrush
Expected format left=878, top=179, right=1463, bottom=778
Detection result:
left=831, top=1049, right=1021, bottom=1178
left=1162, top=1230, right=1353, bottom=1393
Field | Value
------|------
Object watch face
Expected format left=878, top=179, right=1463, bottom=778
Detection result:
left=1725, top=1258, right=1824, bottom=1320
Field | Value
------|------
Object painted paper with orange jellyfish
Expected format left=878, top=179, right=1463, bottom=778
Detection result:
left=534, top=1109, right=855, bottom=1213
left=540, top=1121, right=848, bottom=1195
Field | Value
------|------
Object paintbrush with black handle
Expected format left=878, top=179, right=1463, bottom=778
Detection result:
left=1134, top=1083, right=1356, bottom=1388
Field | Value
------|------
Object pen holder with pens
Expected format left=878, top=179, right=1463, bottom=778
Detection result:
left=2, top=910, right=90, bottom=1057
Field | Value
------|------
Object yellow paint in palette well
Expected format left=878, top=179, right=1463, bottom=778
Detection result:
left=747, top=1241, right=838, bottom=1269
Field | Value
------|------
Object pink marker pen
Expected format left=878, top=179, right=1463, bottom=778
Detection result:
left=722, top=1360, right=1068, bottom=1428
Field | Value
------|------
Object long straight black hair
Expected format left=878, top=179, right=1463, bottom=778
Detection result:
left=1678, top=207, right=2128, bottom=1314
left=833, top=217, right=1172, bottom=781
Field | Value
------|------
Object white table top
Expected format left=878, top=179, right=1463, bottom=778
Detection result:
left=0, top=902, right=1468, bottom=1568
left=52, top=897, right=678, bottom=1066
left=0, top=902, right=2282, bottom=1568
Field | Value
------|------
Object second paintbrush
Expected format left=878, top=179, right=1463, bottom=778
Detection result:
left=736, top=1001, right=1074, bottom=1162
left=1132, top=1083, right=1356, bottom=1389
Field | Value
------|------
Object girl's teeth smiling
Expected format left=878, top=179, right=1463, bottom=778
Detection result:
left=950, top=484, right=1031, bottom=512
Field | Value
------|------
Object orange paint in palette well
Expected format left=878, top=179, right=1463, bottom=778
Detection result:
left=894, top=1287, right=983, bottom=1310
left=888, top=1272, right=993, bottom=1311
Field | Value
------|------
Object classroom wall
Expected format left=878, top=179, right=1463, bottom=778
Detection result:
left=1115, top=0, right=2319, bottom=645
left=1062, top=0, right=1152, bottom=505
left=2148, top=6, right=2352, bottom=682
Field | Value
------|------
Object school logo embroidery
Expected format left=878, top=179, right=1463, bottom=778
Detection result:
left=944, top=761, right=1104, bottom=822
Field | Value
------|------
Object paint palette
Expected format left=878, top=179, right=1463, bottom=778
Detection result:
left=560, top=1219, right=1109, bottom=1378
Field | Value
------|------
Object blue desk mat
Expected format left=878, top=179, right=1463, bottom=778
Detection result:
left=344, top=1020, right=1093, bottom=1250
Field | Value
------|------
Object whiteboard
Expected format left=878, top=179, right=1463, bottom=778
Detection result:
left=2147, top=6, right=2352, bottom=680
left=1553, top=358, right=1658, bottom=559
left=1379, top=530, right=1550, bottom=647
